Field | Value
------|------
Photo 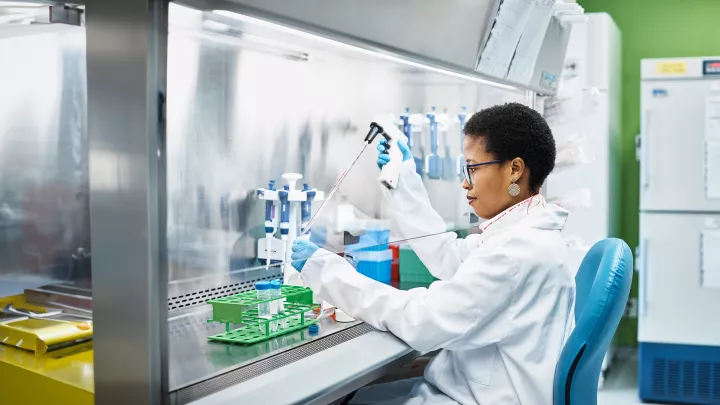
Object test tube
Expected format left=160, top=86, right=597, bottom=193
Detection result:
left=255, top=281, right=272, bottom=333
left=271, top=280, right=285, bottom=329
left=269, top=281, right=278, bottom=333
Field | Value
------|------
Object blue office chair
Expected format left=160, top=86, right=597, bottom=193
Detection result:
left=553, top=238, right=633, bottom=405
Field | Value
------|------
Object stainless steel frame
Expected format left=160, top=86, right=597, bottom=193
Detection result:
left=87, top=0, right=169, bottom=403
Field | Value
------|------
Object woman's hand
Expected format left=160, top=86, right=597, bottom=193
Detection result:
left=291, top=239, right=319, bottom=272
left=377, top=139, right=412, bottom=170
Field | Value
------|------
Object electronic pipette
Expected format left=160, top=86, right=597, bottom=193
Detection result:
left=299, top=119, right=407, bottom=237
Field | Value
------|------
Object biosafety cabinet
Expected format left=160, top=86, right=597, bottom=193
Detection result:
left=638, top=57, right=720, bottom=404
left=0, top=1, right=583, bottom=404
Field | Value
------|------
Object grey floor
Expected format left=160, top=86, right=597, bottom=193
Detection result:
left=598, top=351, right=643, bottom=405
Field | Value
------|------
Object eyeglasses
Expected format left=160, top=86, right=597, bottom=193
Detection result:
left=462, top=160, right=504, bottom=185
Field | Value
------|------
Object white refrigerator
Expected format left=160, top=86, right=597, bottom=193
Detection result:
left=638, top=56, right=720, bottom=404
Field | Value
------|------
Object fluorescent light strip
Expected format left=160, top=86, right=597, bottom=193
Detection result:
left=213, top=9, right=517, bottom=91
left=0, top=1, right=45, bottom=7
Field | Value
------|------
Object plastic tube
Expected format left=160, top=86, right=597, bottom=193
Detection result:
left=271, top=280, right=285, bottom=329
left=269, top=280, right=279, bottom=332
left=255, top=281, right=272, bottom=332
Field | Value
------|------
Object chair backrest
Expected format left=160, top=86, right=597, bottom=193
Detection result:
left=553, top=238, right=633, bottom=405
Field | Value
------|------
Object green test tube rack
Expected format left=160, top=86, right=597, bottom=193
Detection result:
left=206, top=285, right=318, bottom=345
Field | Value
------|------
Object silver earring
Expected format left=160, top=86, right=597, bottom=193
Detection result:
left=508, top=179, right=520, bottom=197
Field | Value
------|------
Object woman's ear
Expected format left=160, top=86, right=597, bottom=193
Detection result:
left=510, top=157, right=525, bottom=180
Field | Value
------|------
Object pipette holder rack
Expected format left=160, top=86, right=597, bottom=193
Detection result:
left=256, top=174, right=324, bottom=284
left=207, top=285, right=318, bottom=345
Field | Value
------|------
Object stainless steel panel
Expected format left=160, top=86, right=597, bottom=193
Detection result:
left=167, top=309, right=368, bottom=395
left=87, top=0, right=168, bottom=403
left=0, top=15, right=88, bottom=297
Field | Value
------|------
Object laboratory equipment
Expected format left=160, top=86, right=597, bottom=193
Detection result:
left=425, top=107, right=442, bottom=179
left=353, top=250, right=393, bottom=284
left=301, top=184, right=316, bottom=235
left=345, top=222, right=392, bottom=284
left=255, top=281, right=272, bottom=322
left=638, top=56, right=720, bottom=404
left=456, top=106, right=468, bottom=180
left=378, top=118, right=410, bottom=190
left=437, top=108, right=455, bottom=181
left=400, top=108, right=425, bottom=176
left=279, top=188, right=290, bottom=261
left=262, top=180, right=279, bottom=269
left=271, top=279, right=286, bottom=329
left=207, top=284, right=317, bottom=344
left=269, top=280, right=279, bottom=332
left=256, top=174, right=325, bottom=284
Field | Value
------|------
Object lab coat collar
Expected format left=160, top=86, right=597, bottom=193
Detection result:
left=479, top=194, right=568, bottom=237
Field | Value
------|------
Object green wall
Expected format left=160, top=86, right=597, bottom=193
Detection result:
left=578, top=0, right=720, bottom=345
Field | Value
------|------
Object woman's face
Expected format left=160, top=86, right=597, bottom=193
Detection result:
left=462, top=136, right=523, bottom=220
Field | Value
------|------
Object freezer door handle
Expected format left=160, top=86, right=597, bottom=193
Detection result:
left=639, top=238, right=649, bottom=318
left=640, top=110, right=652, bottom=190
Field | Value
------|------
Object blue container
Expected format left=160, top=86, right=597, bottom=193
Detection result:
left=346, top=228, right=390, bottom=253
left=352, top=250, right=393, bottom=285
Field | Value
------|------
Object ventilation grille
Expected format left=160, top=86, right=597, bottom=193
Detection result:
left=650, top=357, right=720, bottom=402
left=167, top=274, right=278, bottom=311
left=168, top=313, right=222, bottom=339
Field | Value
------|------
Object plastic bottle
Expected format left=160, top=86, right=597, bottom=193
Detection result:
left=255, top=281, right=272, bottom=332
left=271, top=280, right=285, bottom=330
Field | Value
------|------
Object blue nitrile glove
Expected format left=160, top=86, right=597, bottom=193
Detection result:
left=377, top=139, right=412, bottom=170
left=291, top=239, right=319, bottom=272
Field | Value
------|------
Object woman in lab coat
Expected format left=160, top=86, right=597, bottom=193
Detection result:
left=291, top=102, right=576, bottom=405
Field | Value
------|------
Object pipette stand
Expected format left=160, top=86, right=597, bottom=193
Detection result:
left=256, top=173, right=324, bottom=285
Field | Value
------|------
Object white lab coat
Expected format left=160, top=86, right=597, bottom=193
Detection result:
left=302, top=160, right=576, bottom=405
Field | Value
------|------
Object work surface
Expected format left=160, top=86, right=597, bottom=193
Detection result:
left=169, top=307, right=417, bottom=404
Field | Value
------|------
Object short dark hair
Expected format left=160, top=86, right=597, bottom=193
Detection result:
left=464, top=102, right=556, bottom=191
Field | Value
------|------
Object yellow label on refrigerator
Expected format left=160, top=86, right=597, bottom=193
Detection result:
left=656, top=61, right=687, bottom=75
